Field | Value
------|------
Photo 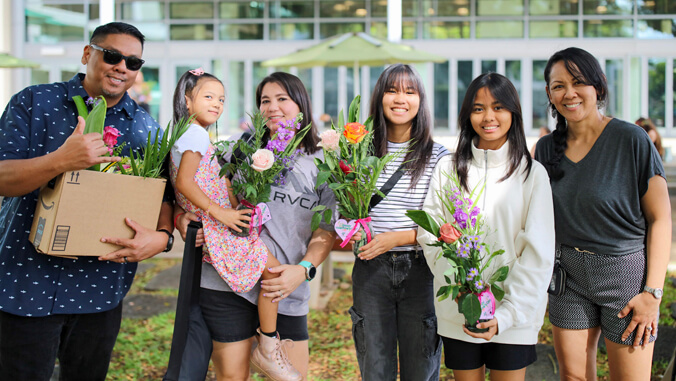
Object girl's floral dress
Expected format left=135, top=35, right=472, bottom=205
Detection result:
left=170, top=144, right=268, bottom=292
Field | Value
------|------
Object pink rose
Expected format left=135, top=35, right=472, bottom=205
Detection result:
left=317, top=130, right=340, bottom=151
left=102, top=126, right=121, bottom=154
left=251, top=149, right=275, bottom=172
left=439, top=223, right=462, bottom=244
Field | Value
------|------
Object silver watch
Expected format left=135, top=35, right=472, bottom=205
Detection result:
left=643, top=285, right=663, bottom=299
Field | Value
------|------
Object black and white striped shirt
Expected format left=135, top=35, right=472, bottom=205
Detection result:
left=370, top=141, right=450, bottom=251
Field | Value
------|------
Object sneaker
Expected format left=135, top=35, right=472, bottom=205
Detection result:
left=250, top=329, right=302, bottom=381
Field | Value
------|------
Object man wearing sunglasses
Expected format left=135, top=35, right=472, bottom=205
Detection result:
left=0, top=22, right=174, bottom=380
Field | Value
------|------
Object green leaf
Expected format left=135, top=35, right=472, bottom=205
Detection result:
left=316, top=171, right=332, bottom=187
left=405, top=210, right=440, bottom=236
left=462, top=294, right=481, bottom=325
left=451, top=286, right=460, bottom=302
left=311, top=212, right=322, bottom=231
left=491, top=283, right=505, bottom=301
left=488, top=266, right=509, bottom=284
left=323, top=209, right=333, bottom=225
left=311, top=205, right=327, bottom=212
left=72, top=96, right=89, bottom=119
left=348, top=95, right=361, bottom=123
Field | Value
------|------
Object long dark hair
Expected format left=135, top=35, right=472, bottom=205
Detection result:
left=172, top=70, right=223, bottom=125
left=454, top=72, right=532, bottom=192
left=369, top=64, right=434, bottom=185
left=543, top=47, right=608, bottom=180
left=635, top=117, right=664, bottom=157
left=255, top=72, right=319, bottom=154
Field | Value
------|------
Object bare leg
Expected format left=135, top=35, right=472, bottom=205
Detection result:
left=453, top=367, right=485, bottom=381
left=552, top=325, right=601, bottom=380
left=490, top=368, right=527, bottom=381
left=605, top=338, right=653, bottom=381
left=211, top=338, right=253, bottom=381
left=284, top=339, right=309, bottom=380
left=259, top=252, right=281, bottom=334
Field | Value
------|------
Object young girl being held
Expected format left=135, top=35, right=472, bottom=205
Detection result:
left=169, top=69, right=301, bottom=381
left=418, top=73, right=555, bottom=381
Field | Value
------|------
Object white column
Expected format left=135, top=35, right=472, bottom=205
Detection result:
left=338, top=66, right=347, bottom=119
left=0, top=0, right=11, bottom=110
left=387, top=0, right=402, bottom=43
left=99, top=0, right=115, bottom=25
left=312, top=67, right=325, bottom=128
left=521, top=59, right=533, bottom=132
left=449, top=59, right=457, bottom=134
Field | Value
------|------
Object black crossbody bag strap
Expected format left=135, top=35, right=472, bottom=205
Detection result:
left=368, top=163, right=406, bottom=213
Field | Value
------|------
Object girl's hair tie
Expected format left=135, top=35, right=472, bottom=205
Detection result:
left=189, top=67, right=205, bottom=76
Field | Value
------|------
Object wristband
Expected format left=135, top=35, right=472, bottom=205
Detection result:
left=174, top=212, right=185, bottom=228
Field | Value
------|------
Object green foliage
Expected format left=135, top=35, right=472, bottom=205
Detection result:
left=73, top=95, right=107, bottom=171
left=312, top=96, right=402, bottom=226
left=408, top=170, right=508, bottom=325
left=214, top=112, right=310, bottom=206
left=125, top=117, right=191, bottom=178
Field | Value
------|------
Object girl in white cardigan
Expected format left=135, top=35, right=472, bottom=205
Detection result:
left=418, top=73, right=555, bottom=381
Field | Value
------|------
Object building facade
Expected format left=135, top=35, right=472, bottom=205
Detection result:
left=4, top=0, right=675, bottom=139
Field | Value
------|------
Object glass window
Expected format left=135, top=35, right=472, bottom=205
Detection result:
left=253, top=62, right=269, bottom=106
left=170, top=24, right=214, bottom=40
left=532, top=60, right=549, bottom=131
left=477, top=0, right=523, bottom=16
left=271, top=23, right=314, bottom=40
left=170, top=3, right=214, bottom=19
left=434, top=61, right=449, bottom=130
left=227, top=61, right=245, bottom=131
left=61, top=67, right=79, bottom=82
left=402, top=21, right=417, bottom=39
left=458, top=60, right=473, bottom=113
left=370, top=21, right=388, bottom=39
left=346, top=67, right=355, bottom=104
left=583, top=0, right=633, bottom=15
left=423, top=0, right=471, bottom=16
left=30, top=68, right=49, bottom=86
left=604, top=59, right=623, bottom=119
left=219, top=23, right=264, bottom=40
left=271, top=1, right=315, bottom=18
left=131, top=23, right=170, bottom=41
left=324, top=67, right=339, bottom=124
left=137, top=67, right=161, bottom=122
left=637, top=19, right=676, bottom=39
left=482, top=60, right=497, bottom=73
left=477, top=21, right=523, bottom=38
left=423, top=21, right=470, bottom=39
left=89, top=3, right=99, bottom=20
left=121, top=2, right=164, bottom=21
left=648, top=58, right=666, bottom=126
left=26, top=3, right=86, bottom=43
left=530, top=20, right=578, bottom=37
left=219, top=2, right=265, bottom=19
left=319, top=23, right=364, bottom=39
left=373, top=0, right=418, bottom=17
left=529, top=0, right=577, bottom=15
left=583, top=19, right=633, bottom=37
left=319, top=1, right=367, bottom=18
left=638, top=0, right=676, bottom=14
left=297, top=68, right=313, bottom=101
left=370, top=66, right=386, bottom=90
left=505, top=60, right=522, bottom=99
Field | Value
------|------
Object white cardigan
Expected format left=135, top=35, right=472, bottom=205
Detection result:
left=417, top=141, right=555, bottom=345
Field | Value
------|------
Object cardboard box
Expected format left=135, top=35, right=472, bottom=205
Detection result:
left=29, top=170, right=166, bottom=257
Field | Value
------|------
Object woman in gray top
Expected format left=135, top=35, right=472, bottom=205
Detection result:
left=174, top=72, right=336, bottom=381
left=535, top=47, right=670, bottom=381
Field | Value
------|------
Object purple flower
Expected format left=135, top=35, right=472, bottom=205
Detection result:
left=475, top=280, right=485, bottom=290
left=457, top=246, right=470, bottom=258
left=466, top=267, right=479, bottom=281
left=453, top=209, right=468, bottom=229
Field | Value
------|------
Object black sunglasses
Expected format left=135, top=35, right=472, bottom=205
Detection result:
left=89, top=44, right=145, bottom=71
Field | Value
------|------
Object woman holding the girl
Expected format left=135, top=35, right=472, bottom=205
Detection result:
left=172, top=71, right=337, bottom=381
left=349, top=63, right=449, bottom=380
left=418, top=72, right=555, bottom=381
left=535, top=47, right=670, bottom=380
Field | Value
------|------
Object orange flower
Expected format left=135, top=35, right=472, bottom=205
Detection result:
left=343, top=122, right=369, bottom=144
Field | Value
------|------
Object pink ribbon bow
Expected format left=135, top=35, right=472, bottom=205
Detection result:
left=189, top=67, right=205, bottom=76
left=339, top=217, right=372, bottom=248
left=241, top=200, right=262, bottom=235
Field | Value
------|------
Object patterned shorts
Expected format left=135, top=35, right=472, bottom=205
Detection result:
left=548, top=245, right=658, bottom=346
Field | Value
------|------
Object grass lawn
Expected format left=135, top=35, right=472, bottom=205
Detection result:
left=107, top=259, right=675, bottom=380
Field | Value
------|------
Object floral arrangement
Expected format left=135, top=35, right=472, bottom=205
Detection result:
left=312, top=96, right=399, bottom=252
left=73, top=95, right=189, bottom=178
left=214, top=112, right=310, bottom=235
left=406, top=172, right=509, bottom=331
